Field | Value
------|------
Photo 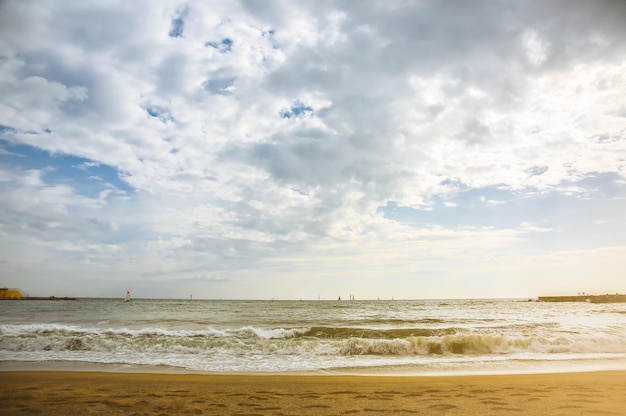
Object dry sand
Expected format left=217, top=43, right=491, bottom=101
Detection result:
left=1, top=370, right=625, bottom=415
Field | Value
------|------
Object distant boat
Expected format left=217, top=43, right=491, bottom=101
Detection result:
left=124, top=290, right=131, bottom=302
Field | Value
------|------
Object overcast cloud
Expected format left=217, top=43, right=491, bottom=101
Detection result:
left=1, top=0, right=625, bottom=299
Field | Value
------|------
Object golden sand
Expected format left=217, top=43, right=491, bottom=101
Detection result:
left=1, top=370, right=625, bottom=415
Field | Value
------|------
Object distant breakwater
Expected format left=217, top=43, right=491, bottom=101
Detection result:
left=538, top=294, right=626, bottom=303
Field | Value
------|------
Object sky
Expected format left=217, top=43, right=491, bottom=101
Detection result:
left=1, top=0, right=625, bottom=300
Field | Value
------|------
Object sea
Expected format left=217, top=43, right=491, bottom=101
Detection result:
left=1, top=298, right=626, bottom=375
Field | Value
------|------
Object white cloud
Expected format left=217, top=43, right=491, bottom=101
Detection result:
left=522, top=29, right=549, bottom=66
left=0, top=0, right=625, bottom=298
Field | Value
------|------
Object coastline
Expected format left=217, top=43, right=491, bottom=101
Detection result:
left=1, top=370, right=625, bottom=415
left=3, top=356, right=626, bottom=376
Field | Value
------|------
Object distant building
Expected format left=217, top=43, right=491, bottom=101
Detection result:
left=0, top=287, right=24, bottom=299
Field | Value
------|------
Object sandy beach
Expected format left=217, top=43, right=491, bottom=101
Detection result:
left=1, top=371, right=624, bottom=415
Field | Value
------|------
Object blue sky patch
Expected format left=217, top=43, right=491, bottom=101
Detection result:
left=169, top=8, right=188, bottom=38
left=379, top=174, right=626, bottom=249
left=0, top=125, right=17, bottom=135
left=379, top=186, right=517, bottom=229
left=0, top=139, right=133, bottom=198
left=281, top=100, right=314, bottom=119
left=205, top=38, right=233, bottom=53
left=145, top=105, right=174, bottom=123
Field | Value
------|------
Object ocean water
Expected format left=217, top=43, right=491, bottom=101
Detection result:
left=1, top=298, right=626, bottom=375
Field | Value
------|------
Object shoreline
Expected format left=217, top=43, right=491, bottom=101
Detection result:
left=3, top=357, right=626, bottom=377
left=1, top=370, right=625, bottom=415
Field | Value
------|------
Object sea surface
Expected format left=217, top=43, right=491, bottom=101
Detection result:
left=1, top=298, right=626, bottom=375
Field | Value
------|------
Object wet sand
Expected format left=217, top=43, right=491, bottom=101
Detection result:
left=1, top=370, right=625, bottom=415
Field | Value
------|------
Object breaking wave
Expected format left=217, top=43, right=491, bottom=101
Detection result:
left=2, top=323, right=625, bottom=358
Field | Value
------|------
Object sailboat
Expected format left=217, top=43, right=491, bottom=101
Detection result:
left=124, top=290, right=131, bottom=302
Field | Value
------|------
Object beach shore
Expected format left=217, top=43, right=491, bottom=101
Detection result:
left=1, top=370, right=625, bottom=415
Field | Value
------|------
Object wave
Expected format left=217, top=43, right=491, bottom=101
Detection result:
left=599, top=309, right=626, bottom=315
left=299, top=326, right=457, bottom=339
left=2, top=323, right=626, bottom=358
left=0, top=323, right=456, bottom=341
left=337, top=333, right=626, bottom=356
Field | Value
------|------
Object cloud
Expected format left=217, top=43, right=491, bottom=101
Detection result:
left=522, top=29, right=549, bottom=66
left=0, top=0, right=625, bottom=298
